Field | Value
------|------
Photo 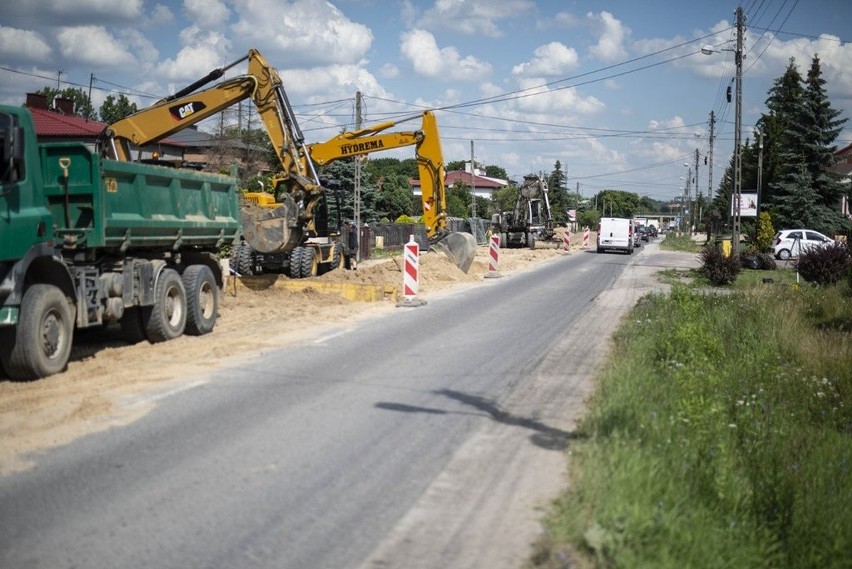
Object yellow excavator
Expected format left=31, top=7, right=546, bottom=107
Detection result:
left=303, top=110, right=477, bottom=272
left=99, top=49, right=476, bottom=276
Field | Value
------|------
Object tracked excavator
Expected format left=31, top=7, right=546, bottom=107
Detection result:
left=99, top=49, right=476, bottom=276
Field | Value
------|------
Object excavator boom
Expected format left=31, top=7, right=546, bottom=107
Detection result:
left=100, top=49, right=325, bottom=256
left=305, top=110, right=476, bottom=272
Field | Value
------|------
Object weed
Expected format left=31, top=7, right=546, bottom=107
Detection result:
left=795, top=242, right=852, bottom=286
left=700, top=246, right=741, bottom=285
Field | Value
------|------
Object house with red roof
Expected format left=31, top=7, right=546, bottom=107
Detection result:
left=24, top=92, right=185, bottom=162
left=409, top=164, right=509, bottom=201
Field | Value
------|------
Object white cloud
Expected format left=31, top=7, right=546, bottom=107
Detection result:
left=56, top=26, right=136, bottom=68
left=512, top=42, right=580, bottom=76
left=6, top=0, right=144, bottom=25
left=416, top=0, right=536, bottom=37
left=400, top=29, right=491, bottom=81
left=158, top=28, right=231, bottom=81
left=513, top=77, right=605, bottom=116
left=149, top=4, right=175, bottom=26
left=184, top=0, right=231, bottom=30
left=229, top=0, right=372, bottom=68
left=0, top=27, right=52, bottom=64
left=587, top=11, right=629, bottom=62
left=378, top=63, right=399, bottom=79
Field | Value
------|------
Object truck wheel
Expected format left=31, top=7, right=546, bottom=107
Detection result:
left=145, top=269, right=186, bottom=343
left=300, top=247, right=318, bottom=278
left=0, top=285, right=74, bottom=380
left=182, top=265, right=217, bottom=336
left=289, top=247, right=304, bottom=279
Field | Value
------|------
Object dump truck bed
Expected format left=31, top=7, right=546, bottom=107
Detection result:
left=38, top=142, right=240, bottom=252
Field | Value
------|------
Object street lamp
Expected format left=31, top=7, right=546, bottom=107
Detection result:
left=702, top=6, right=744, bottom=254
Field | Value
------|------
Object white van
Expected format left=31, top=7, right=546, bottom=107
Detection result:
left=597, top=217, right=633, bottom=254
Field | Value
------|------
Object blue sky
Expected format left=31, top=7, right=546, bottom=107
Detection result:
left=2, top=0, right=850, bottom=202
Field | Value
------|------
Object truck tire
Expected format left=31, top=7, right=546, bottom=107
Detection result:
left=145, top=269, right=186, bottom=343
left=300, top=247, right=318, bottom=278
left=0, top=284, right=74, bottom=380
left=182, top=265, right=217, bottom=336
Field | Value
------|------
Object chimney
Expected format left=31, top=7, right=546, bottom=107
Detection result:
left=26, top=93, right=49, bottom=109
left=54, top=97, right=75, bottom=115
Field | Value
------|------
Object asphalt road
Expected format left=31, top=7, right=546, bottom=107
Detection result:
left=0, top=243, right=683, bottom=569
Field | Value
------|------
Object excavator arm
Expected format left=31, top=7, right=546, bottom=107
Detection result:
left=304, top=111, right=475, bottom=271
left=100, top=49, right=324, bottom=254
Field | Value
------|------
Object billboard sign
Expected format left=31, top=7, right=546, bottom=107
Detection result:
left=732, top=192, right=758, bottom=217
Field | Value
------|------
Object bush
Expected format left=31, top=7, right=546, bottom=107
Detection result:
left=700, top=246, right=741, bottom=285
left=796, top=242, right=852, bottom=286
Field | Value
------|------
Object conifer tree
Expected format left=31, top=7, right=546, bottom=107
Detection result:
left=803, top=54, right=847, bottom=211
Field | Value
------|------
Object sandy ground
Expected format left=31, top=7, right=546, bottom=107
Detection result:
left=0, top=233, right=579, bottom=475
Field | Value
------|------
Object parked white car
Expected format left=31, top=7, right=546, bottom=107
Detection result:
left=772, top=229, right=836, bottom=260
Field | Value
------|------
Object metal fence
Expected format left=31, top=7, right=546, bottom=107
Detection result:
left=352, top=217, right=490, bottom=260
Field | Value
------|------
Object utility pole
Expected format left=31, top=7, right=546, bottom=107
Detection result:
left=576, top=182, right=581, bottom=231
left=57, top=70, right=62, bottom=90
left=732, top=6, right=744, bottom=255
left=470, top=141, right=476, bottom=219
left=756, top=127, right=764, bottom=218
left=87, top=74, right=94, bottom=122
left=694, top=148, right=700, bottom=232
left=708, top=110, right=715, bottom=211
left=354, top=91, right=363, bottom=263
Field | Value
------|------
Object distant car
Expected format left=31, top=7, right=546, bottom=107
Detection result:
left=773, top=229, right=836, bottom=260
left=638, top=226, right=650, bottom=241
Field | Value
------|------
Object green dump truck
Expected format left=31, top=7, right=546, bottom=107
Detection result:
left=0, top=105, right=240, bottom=380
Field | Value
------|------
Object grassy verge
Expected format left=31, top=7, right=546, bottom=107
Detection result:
left=532, top=280, right=852, bottom=568
left=659, top=233, right=703, bottom=253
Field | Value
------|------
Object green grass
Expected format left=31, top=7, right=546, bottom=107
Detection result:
left=532, top=281, right=852, bottom=569
left=659, top=233, right=703, bottom=253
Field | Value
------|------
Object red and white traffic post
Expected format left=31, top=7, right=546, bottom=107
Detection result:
left=485, top=234, right=502, bottom=278
left=582, top=226, right=590, bottom=248
left=397, top=235, right=427, bottom=307
left=560, top=230, right=571, bottom=254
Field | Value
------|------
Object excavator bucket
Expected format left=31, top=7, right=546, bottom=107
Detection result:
left=432, top=231, right=477, bottom=274
left=240, top=196, right=302, bottom=254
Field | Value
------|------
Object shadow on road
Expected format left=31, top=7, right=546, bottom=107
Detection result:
left=374, top=389, right=586, bottom=451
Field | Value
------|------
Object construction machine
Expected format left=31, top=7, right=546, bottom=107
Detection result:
left=491, top=174, right=558, bottom=249
left=100, top=49, right=476, bottom=276
left=100, top=49, right=344, bottom=278
left=304, top=110, right=477, bottom=272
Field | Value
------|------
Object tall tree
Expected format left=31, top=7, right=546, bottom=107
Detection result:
left=99, top=94, right=137, bottom=124
left=35, top=86, right=96, bottom=119
left=755, top=59, right=804, bottom=207
left=373, top=173, right=414, bottom=220
left=803, top=54, right=848, bottom=211
left=547, top=160, right=570, bottom=223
